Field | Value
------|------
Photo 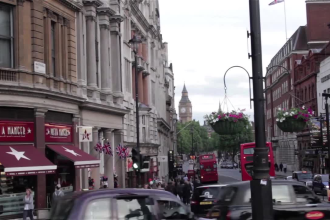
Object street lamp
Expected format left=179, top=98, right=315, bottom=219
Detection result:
left=128, top=35, right=142, bottom=187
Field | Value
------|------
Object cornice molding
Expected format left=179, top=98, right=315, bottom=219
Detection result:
left=83, top=0, right=103, bottom=7
left=59, top=0, right=83, bottom=11
left=129, top=0, right=150, bottom=32
left=97, top=6, right=116, bottom=17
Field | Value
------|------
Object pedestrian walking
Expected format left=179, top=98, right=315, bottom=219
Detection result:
left=52, top=184, right=64, bottom=205
left=280, top=162, right=283, bottom=172
left=283, top=163, right=287, bottom=173
left=275, top=163, right=279, bottom=172
left=182, top=181, right=192, bottom=205
left=183, top=175, right=188, bottom=182
left=23, top=188, right=34, bottom=220
left=165, top=181, right=177, bottom=195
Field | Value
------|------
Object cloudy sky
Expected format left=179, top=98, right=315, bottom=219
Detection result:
left=159, top=0, right=307, bottom=123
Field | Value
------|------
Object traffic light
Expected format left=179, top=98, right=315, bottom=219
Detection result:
left=132, top=147, right=140, bottom=170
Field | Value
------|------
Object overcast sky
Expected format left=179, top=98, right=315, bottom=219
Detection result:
left=159, top=0, right=307, bottom=124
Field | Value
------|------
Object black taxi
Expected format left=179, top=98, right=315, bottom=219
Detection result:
left=205, top=180, right=330, bottom=220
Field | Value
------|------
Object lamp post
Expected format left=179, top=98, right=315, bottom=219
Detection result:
left=248, top=0, right=273, bottom=219
left=128, top=35, right=142, bottom=187
left=322, top=93, right=330, bottom=198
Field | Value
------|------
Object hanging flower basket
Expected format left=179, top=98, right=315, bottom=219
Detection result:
left=205, top=110, right=249, bottom=135
left=276, top=106, right=313, bottom=132
left=277, top=117, right=306, bottom=132
left=210, top=120, right=245, bottom=135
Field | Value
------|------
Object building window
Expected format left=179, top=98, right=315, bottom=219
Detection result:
left=0, top=4, right=13, bottom=68
left=151, top=81, right=156, bottom=105
left=125, top=59, right=131, bottom=92
left=142, top=115, right=145, bottom=125
left=142, top=127, right=146, bottom=142
left=51, top=21, right=56, bottom=76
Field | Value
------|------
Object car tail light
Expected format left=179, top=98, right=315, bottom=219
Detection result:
left=226, top=211, right=231, bottom=220
left=191, top=200, right=197, bottom=204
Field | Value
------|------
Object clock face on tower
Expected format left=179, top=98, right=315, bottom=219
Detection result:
left=181, top=107, right=186, bottom=113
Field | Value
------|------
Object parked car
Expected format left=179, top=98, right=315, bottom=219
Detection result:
left=292, top=171, right=313, bottom=187
left=312, top=174, right=329, bottom=196
left=191, top=184, right=226, bottom=216
left=226, top=163, right=233, bottom=169
left=204, top=180, right=330, bottom=220
left=220, top=162, right=227, bottom=168
left=50, top=188, right=196, bottom=220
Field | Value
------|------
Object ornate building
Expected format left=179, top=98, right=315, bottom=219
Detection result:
left=179, top=84, right=192, bottom=123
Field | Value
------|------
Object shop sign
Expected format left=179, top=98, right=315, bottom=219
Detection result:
left=45, top=123, right=72, bottom=143
left=79, top=127, right=93, bottom=142
left=140, top=146, right=158, bottom=155
left=6, top=170, right=55, bottom=176
left=0, top=121, right=34, bottom=142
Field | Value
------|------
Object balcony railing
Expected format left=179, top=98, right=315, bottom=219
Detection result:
left=0, top=68, right=17, bottom=82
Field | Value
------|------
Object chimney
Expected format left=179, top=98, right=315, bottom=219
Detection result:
left=306, top=0, right=330, bottom=42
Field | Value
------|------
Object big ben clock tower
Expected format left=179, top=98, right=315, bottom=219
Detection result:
left=179, top=84, right=192, bottom=123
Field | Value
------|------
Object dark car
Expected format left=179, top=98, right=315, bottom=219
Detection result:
left=50, top=188, right=196, bottom=220
left=292, top=171, right=313, bottom=187
left=190, top=184, right=226, bottom=216
left=313, top=174, right=329, bottom=196
left=205, top=180, right=330, bottom=220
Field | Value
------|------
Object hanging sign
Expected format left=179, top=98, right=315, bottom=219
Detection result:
left=0, top=121, right=34, bottom=142
left=79, top=127, right=93, bottom=142
left=45, top=123, right=72, bottom=143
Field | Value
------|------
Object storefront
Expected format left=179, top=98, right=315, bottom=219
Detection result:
left=0, top=118, right=57, bottom=219
left=44, top=119, right=100, bottom=207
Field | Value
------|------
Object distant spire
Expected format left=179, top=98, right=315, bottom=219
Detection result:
left=182, top=83, right=188, bottom=93
left=218, top=101, right=222, bottom=112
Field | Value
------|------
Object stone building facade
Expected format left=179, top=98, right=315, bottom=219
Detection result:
left=120, top=0, right=177, bottom=184
left=0, top=0, right=176, bottom=216
left=265, top=0, right=330, bottom=171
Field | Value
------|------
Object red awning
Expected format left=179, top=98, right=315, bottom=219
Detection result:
left=47, top=145, right=100, bottom=168
left=0, top=145, right=57, bottom=176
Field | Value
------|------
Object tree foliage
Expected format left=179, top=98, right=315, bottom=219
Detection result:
left=176, top=120, right=254, bottom=160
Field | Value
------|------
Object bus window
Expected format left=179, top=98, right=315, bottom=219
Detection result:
left=244, top=148, right=254, bottom=155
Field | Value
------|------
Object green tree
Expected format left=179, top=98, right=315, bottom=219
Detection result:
left=176, top=121, right=210, bottom=155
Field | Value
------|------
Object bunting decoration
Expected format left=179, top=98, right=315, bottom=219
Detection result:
left=102, top=142, right=113, bottom=156
left=94, top=142, right=103, bottom=153
left=116, top=144, right=129, bottom=159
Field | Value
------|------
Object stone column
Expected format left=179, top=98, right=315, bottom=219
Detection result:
left=97, top=8, right=114, bottom=93
left=114, top=130, right=125, bottom=188
left=81, top=141, right=89, bottom=189
left=86, top=15, right=97, bottom=88
left=110, top=16, right=123, bottom=95
left=90, top=127, right=100, bottom=189
left=72, top=115, right=80, bottom=191
left=34, top=108, right=48, bottom=209
left=103, top=129, right=114, bottom=188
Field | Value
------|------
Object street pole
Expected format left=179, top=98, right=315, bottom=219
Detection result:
left=319, top=115, right=324, bottom=174
left=249, top=0, right=273, bottom=219
left=134, top=50, right=141, bottom=188
left=323, top=94, right=330, bottom=197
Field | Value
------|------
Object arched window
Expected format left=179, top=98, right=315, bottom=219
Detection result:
left=311, top=84, right=315, bottom=99
left=305, top=87, right=307, bottom=101
left=309, top=86, right=311, bottom=101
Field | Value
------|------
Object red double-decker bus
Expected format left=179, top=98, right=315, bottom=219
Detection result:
left=198, top=153, right=218, bottom=183
left=240, top=142, right=275, bottom=181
